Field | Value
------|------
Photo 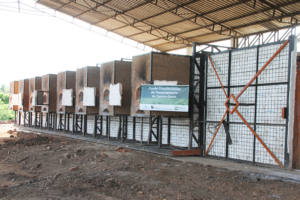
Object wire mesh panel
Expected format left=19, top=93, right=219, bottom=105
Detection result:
left=135, top=117, right=149, bottom=142
left=127, top=117, right=134, bottom=140
left=170, top=118, right=190, bottom=147
left=110, top=117, right=119, bottom=138
left=203, top=39, right=293, bottom=166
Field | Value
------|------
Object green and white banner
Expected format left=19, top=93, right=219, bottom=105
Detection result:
left=139, top=85, right=189, bottom=112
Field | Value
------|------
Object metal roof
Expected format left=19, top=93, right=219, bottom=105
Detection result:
left=37, top=0, right=300, bottom=51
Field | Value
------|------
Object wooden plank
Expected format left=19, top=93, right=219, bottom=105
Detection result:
left=172, top=149, right=202, bottom=156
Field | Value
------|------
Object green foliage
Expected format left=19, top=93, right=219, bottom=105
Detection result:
left=0, top=104, right=14, bottom=121
left=0, top=85, right=14, bottom=121
left=0, top=92, right=9, bottom=104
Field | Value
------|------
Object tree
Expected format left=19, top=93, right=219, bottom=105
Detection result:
left=0, top=93, right=9, bottom=104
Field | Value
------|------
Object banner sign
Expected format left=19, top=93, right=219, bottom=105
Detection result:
left=139, top=85, right=189, bottom=112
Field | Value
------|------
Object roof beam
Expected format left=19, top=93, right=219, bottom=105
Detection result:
left=65, top=0, right=189, bottom=45
left=91, top=0, right=153, bottom=25
left=87, top=0, right=190, bottom=44
left=109, top=0, right=199, bottom=31
left=151, top=11, right=300, bottom=51
left=73, top=0, right=114, bottom=18
left=142, top=0, right=299, bottom=45
left=55, top=0, right=73, bottom=11
left=126, top=0, right=250, bottom=38
left=166, top=0, right=243, bottom=35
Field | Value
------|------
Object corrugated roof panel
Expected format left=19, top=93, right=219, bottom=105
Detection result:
left=37, top=0, right=300, bottom=51
left=178, top=28, right=212, bottom=38
left=39, top=0, right=69, bottom=10
left=78, top=11, right=108, bottom=24
left=59, top=2, right=89, bottom=16
left=281, top=2, right=300, bottom=13
left=173, top=7, right=195, bottom=19
left=205, top=3, right=260, bottom=22
left=145, top=12, right=183, bottom=27
left=130, top=32, right=159, bottom=42
left=163, top=20, right=201, bottom=33
left=115, top=14, right=135, bottom=24
left=94, top=6, right=115, bottom=17
left=131, top=22, right=152, bottom=31
left=114, top=26, right=142, bottom=36
left=192, top=32, right=232, bottom=43
left=106, top=0, right=147, bottom=12
left=186, top=0, right=239, bottom=14
left=156, top=0, right=176, bottom=10
left=236, top=24, right=268, bottom=35
left=126, top=3, right=164, bottom=19
left=96, top=18, right=126, bottom=30
left=144, top=38, right=169, bottom=46
left=153, top=42, right=187, bottom=52
left=223, top=12, right=270, bottom=27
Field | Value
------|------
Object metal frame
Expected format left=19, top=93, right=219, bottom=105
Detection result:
left=195, top=37, right=295, bottom=167
left=57, top=113, right=72, bottom=132
left=73, top=114, right=86, bottom=135
left=37, top=0, right=300, bottom=51
left=189, top=43, right=231, bottom=151
left=236, top=27, right=297, bottom=48
left=44, top=112, right=56, bottom=130
left=94, top=115, right=103, bottom=137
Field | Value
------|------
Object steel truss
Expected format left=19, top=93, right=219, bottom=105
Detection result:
left=236, top=26, right=298, bottom=48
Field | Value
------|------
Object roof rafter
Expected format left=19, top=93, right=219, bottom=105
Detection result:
left=109, top=0, right=199, bottom=32
left=64, top=0, right=189, bottom=45
left=91, top=0, right=154, bottom=25
left=152, top=10, right=300, bottom=50
left=142, top=0, right=299, bottom=45
left=127, top=0, right=250, bottom=39
left=87, top=0, right=190, bottom=44
left=37, top=0, right=300, bottom=51
left=73, top=0, right=114, bottom=18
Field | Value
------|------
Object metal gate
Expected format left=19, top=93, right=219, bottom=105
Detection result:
left=193, top=36, right=297, bottom=168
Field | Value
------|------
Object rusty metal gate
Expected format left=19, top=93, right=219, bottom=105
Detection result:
left=192, top=36, right=297, bottom=168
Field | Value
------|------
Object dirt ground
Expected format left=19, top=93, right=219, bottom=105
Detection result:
left=0, top=124, right=300, bottom=200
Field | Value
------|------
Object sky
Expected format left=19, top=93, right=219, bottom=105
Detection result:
left=0, top=0, right=149, bottom=86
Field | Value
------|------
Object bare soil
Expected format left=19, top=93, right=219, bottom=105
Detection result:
left=0, top=123, right=300, bottom=200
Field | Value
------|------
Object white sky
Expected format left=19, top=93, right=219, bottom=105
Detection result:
left=0, top=4, right=147, bottom=86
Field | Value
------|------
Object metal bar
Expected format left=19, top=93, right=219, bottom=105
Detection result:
left=226, top=50, right=232, bottom=158
left=125, top=0, right=245, bottom=38
left=167, top=117, right=171, bottom=145
left=207, top=81, right=289, bottom=89
left=146, top=8, right=300, bottom=49
left=205, top=111, right=228, bottom=155
left=133, top=117, right=136, bottom=141
left=236, top=40, right=289, bottom=99
left=199, top=53, right=206, bottom=151
left=235, top=109, right=283, bottom=168
left=208, top=55, right=228, bottom=98
left=158, top=116, right=162, bottom=148
left=110, top=0, right=199, bottom=32
left=284, top=35, right=295, bottom=166
left=94, top=115, right=97, bottom=137
left=253, top=45, right=259, bottom=163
